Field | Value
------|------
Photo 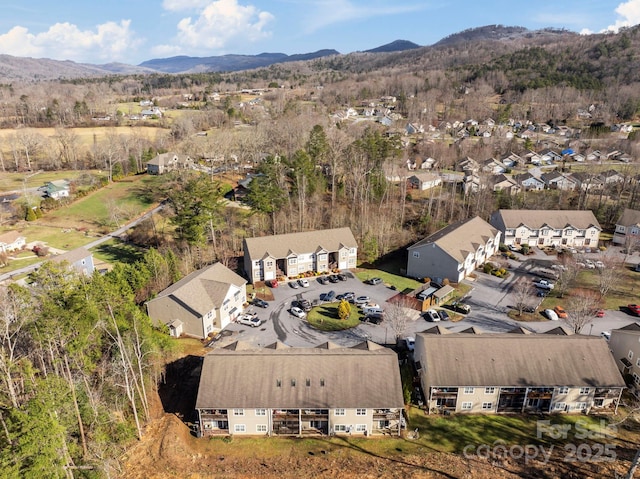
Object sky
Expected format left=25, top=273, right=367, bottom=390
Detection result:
left=0, top=0, right=639, bottom=66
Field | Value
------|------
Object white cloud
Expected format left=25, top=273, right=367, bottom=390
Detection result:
left=158, top=0, right=274, bottom=54
left=0, top=20, right=142, bottom=63
left=582, top=0, right=640, bottom=34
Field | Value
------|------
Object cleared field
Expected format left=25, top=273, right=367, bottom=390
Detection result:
left=0, top=170, right=104, bottom=194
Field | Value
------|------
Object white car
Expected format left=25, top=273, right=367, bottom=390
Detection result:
left=544, top=309, right=559, bottom=321
left=237, top=314, right=263, bottom=327
left=405, top=337, right=415, bottom=352
left=354, top=296, right=370, bottom=305
left=298, top=278, right=310, bottom=287
left=424, top=309, right=441, bottom=322
left=533, top=279, right=554, bottom=290
left=290, top=306, right=306, bottom=318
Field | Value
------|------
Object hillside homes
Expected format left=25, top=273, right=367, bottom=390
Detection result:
left=414, top=333, right=624, bottom=415
left=406, top=216, right=500, bottom=283
left=608, top=323, right=640, bottom=396
left=49, top=247, right=95, bottom=276
left=0, top=231, right=26, bottom=254
left=146, top=262, right=247, bottom=338
left=489, top=209, right=601, bottom=249
left=243, top=228, right=358, bottom=284
left=196, top=341, right=404, bottom=437
left=146, top=152, right=193, bottom=175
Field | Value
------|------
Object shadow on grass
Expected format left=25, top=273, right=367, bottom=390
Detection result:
left=307, top=303, right=361, bottom=331
left=93, top=241, right=145, bottom=264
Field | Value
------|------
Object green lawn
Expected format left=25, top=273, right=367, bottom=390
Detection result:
left=90, top=239, right=146, bottom=265
left=354, top=269, right=421, bottom=294
left=306, top=302, right=362, bottom=331
left=0, top=170, right=101, bottom=194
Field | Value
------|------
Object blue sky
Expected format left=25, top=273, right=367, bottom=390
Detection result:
left=0, top=0, right=638, bottom=65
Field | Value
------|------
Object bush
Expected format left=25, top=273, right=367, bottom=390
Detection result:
left=498, top=243, right=508, bottom=252
left=520, top=244, right=530, bottom=255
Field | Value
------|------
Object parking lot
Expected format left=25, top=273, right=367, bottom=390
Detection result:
left=217, top=246, right=640, bottom=349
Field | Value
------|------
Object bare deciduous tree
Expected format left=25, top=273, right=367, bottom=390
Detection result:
left=565, top=289, right=601, bottom=334
left=512, top=278, right=537, bottom=316
left=384, top=295, right=413, bottom=344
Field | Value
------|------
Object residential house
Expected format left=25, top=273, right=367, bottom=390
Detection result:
left=500, top=152, right=522, bottom=168
left=41, top=180, right=70, bottom=199
left=146, top=262, right=247, bottom=338
left=405, top=123, right=424, bottom=135
left=243, top=228, right=358, bottom=284
left=146, top=152, right=193, bottom=175
left=0, top=231, right=26, bottom=254
left=570, top=172, right=604, bottom=191
left=540, top=171, right=579, bottom=191
left=599, top=169, right=625, bottom=185
left=229, top=173, right=264, bottom=202
left=538, top=149, right=562, bottom=163
left=608, top=323, right=640, bottom=396
left=406, top=216, right=501, bottom=284
left=491, top=174, right=521, bottom=195
left=489, top=209, right=601, bottom=248
left=480, top=158, right=506, bottom=175
left=141, top=106, right=163, bottom=118
left=613, top=208, right=640, bottom=247
left=414, top=333, right=624, bottom=415
left=195, top=341, right=405, bottom=437
left=455, top=157, right=479, bottom=174
left=513, top=172, right=545, bottom=191
left=407, top=172, right=442, bottom=191
left=49, top=247, right=95, bottom=276
left=419, top=157, right=437, bottom=170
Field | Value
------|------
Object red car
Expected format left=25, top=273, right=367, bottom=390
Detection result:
left=266, top=279, right=278, bottom=288
left=595, top=309, right=605, bottom=318
left=628, top=304, right=640, bottom=316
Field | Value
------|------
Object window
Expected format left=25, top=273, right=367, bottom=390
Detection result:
left=579, top=387, right=590, bottom=395
left=234, top=424, right=246, bottom=433
left=542, top=229, right=549, bottom=236
left=636, top=358, right=640, bottom=367
left=566, top=230, right=573, bottom=236
left=412, top=251, right=420, bottom=258
left=557, top=387, right=569, bottom=395
left=288, top=257, right=297, bottom=265
left=334, top=408, right=345, bottom=416
left=266, top=261, right=273, bottom=267
left=463, top=387, right=474, bottom=394
left=233, top=409, right=244, bottom=416
left=255, top=409, right=266, bottom=416
left=356, top=409, right=366, bottom=416
left=334, top=424, right=347, bottom=432
left=291, top=379, right=296, bottom=387
left=633, top=372, right=640, bottom=385
left=276, top=379, right=282, bottom=387
left=482, top=402, right=493, bottom=410
left=320, top=378, right=325, bottom=387
left=554, top=403, right=566, bottom=411
left=485, top=387, right=495, bottom=394
left=306, top=378, right=311, bottom=387
left=629, top=350, right=634, bottom=360
left=350, top=248, right=356, bottom=254
left=256, top=424, right=267, bottom=433
left=355, top=424, right=367, bottom=433
left=575, top=402, right=587, bottom=411
left=461, top=402, right=473, bottom=410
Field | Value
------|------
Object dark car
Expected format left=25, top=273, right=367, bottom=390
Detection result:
left=337, top=273, right=348, bottom=281
left=318, top=276, right=329, bottom=285
left=320, top=290, right=336, bottom=302
left=293, top=299, right=312, bottom=312
left=366, top=277, right=383, bottom=285
left=336, top=292, right=355, bottom=302
left=329, top=274, right=340, bottom=283
left=447, top=301, right=471, bottom=314
left=289, top=281, right=299, bottom=289
left=363, top=314, right=383, bottom=324
left=252, top=298, right=269, bottom=308
left=437, top=309, right=450, bottom=321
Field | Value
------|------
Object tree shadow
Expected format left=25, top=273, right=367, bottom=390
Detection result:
left=158, top=354, right=203, bottom=423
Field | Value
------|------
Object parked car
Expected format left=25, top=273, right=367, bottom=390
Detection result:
left=405, top=336, right=415, bottom=352
left=533, top=279, right=554, bottom=290
left=289, top=281, right=299, bottom=289
left=266, top=279, right=278, bottom=288
left=363, top=314, right=383, bottom=324
left=366, top=277, right=382, bottom=285
left=337, top=273, right=348, bottom=281
left=437, top=309, right=450, bottom=321
left=293, top=299, right=312, bottom=312
left=553, top=305, right=568, bottom=319
left=595, top=309, right=605, bottom=318
left=252, top=298, right=269, bottom=308
left=318, top=276, right=329, bottom=285
left=362, top=304, right=383, bottom=315
left=594, top=261, right=605, bottom=269
left=545, top=309, right=559, bottom=321
left=320, top=290, right=336, bottom=302
left=298, top=278, right=310, bottom=288
left=628, top=304, right=640, bottom=316
left=447, top=301, right=471, bottom=314
left=601, top=331, right=611, bottom=341
left=328, top=274, right=340, bottom=283
left=424, top=309, right=441, bottom=322
left=237, top=314, right=263, bottom=327
left=290, top=306, right=306, bottom=319
left=354, top=295, right=370, bottom=305
left=336, top=292, right=355, bottom=301
left=536, top=289, right=549, bottom=297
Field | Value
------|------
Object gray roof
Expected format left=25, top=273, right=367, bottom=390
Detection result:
left=408, top=216, right=499, bottom=263
left=617, top=208, right=640, bottom=227
left=146, top=263, right=246, bottom=318
left=244, top=227, right=357, bottom=261
left=417, top=334, right=625, bottom=388
left=50, top=247, right=92, bottom=265
left=494, top=209, right=601, bottom=230
left=196, top=342, right=404, bottom=409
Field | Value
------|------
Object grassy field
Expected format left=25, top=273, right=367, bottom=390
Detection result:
left=354, top=268, right=421, bottom=294
left=90, top=238, right=147, bottom=265
left=0, top=170, right=102, bottom=194
left=306, top=302, right=362, bottom=331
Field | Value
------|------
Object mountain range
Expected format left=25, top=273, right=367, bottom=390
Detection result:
left=0, top=26, right=575, bottom=82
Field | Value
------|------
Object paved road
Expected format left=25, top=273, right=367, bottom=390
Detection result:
left=0, top=204, right=164, bottom=283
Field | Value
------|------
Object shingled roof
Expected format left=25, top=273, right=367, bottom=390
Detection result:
left=617, top=208, right=640, bottom=227
left=195, top=342, right=404, bottom=409
left=244, top=227, right=357, bottom=260
left=417, top=334, right=624, bottom=388
left=407, top=216, right=499, bottom=263
left=495, top=209, right=601, bottom=230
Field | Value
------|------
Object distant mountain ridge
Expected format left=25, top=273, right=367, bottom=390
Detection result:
left=364, top=40, right=421, bottom=53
